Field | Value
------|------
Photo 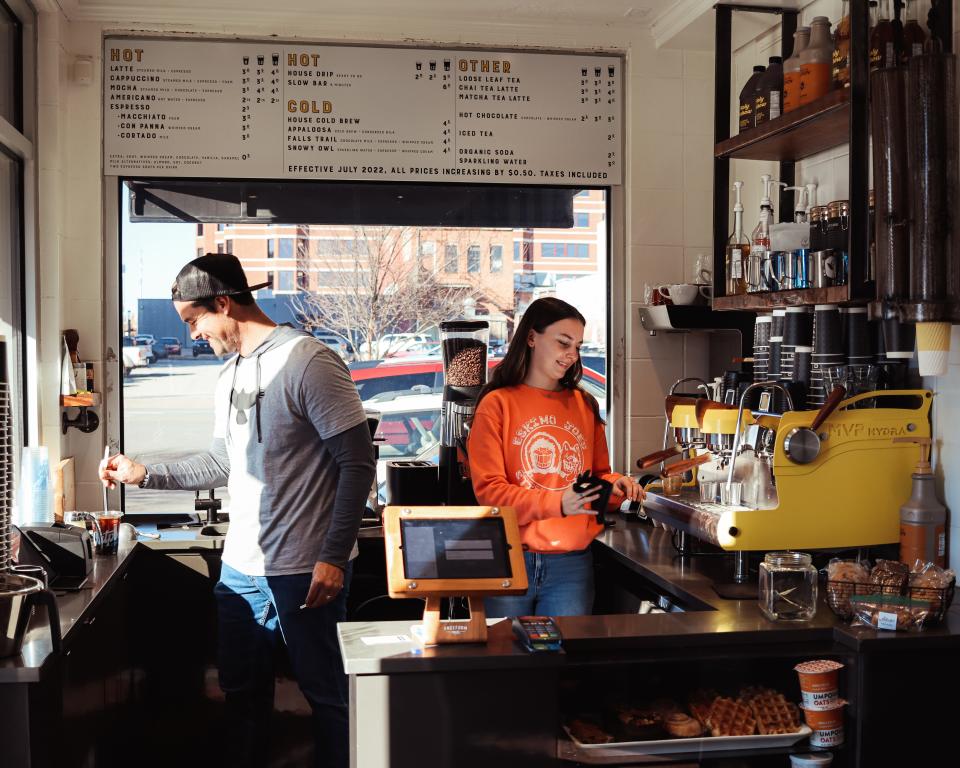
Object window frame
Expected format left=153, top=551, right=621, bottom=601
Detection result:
left=466, top=244, right=480, bottom=273
left=105, top=178, right=624, bottom=514
left=0, top=0, right=36, bottom=455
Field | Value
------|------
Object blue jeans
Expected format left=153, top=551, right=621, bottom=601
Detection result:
left=215, top=561, right=352, bottom=768
left=484, top=549, right=594, bottom=617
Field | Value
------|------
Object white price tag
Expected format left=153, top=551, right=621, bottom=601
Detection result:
left=877, top=611, right=898, bottom=631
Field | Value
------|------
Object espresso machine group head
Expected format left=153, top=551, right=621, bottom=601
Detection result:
left=439, top=320, right=489, bottom=505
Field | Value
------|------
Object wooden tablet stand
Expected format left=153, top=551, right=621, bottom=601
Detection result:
left=383, top=505, right=528, bottom=646
left=420, top=596, right=488, bottom=644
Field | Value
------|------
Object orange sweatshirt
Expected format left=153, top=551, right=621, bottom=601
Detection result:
left=467, top=384, right=622, bottom=553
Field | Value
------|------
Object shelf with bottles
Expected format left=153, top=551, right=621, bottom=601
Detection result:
left=715, top=88, right=850, bottom=162
left=713, top=285, right=854, bottom=311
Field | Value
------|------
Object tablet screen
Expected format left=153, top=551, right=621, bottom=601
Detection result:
left=400, top=517, right=512, bottom=580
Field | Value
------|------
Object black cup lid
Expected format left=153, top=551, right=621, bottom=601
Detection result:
left=440, top=320, right=489, bottom=332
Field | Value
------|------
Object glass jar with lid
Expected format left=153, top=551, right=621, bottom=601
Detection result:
left=758, top=551, right=818, bottom=621
left=809, top=205, right=830, bottom=251
left=826, top=200, right=850, bottom=285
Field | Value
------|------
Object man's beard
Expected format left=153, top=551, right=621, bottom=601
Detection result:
left=209, top=336, right=236, bottom=356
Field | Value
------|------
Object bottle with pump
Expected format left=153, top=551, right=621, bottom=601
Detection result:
left=725, top=181, right=749, bottom=296
left=752, top=175, right=777, bottom=252
left=749, top=175, right=777, bottom=291
left=784, top=186, right=809, bottom=223
left=784, top=26, right=811, bottom=113
left=894, top=437, right=947, bottom=568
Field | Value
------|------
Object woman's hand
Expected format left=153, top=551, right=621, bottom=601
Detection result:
left=613, top=475, right=645, bottom=502
left=561, top=484, right=600, bottom=516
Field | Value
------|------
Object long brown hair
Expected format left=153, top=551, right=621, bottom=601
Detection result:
left=476, top=297, right=604, bottom=423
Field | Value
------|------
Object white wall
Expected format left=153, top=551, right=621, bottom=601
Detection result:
left=27, top=9, right=715, bottom=508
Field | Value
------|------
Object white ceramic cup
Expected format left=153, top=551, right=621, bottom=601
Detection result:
left=658, top=283, right=700, bottom=305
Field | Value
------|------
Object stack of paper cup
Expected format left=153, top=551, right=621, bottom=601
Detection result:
left=795, top=659, right=846, bottom=747
left=916, top=322, right=951, bottom=377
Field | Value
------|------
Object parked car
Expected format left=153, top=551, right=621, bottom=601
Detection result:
left=358, top=332, right=433, bottom=359
left=350, top=357, right=607, bottom=418
left=160, top=336, right=182, bottom=356
left=312, top=331, right=355, bottom=361
left=121, top=336, right=150, bottom=376
left=135, top=333, right=163, bottom=361
left=192, top=339, right=214, bottom=356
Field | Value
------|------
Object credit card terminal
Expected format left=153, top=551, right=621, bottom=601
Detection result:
left=573, top=470, right=615, bottom=527
left=512, top=616, right=563, bottom=652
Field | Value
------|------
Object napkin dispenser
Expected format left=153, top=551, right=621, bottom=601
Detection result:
left=15, top=523, right=94, bottom=590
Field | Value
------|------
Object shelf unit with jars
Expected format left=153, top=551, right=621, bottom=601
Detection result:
left=708, top=1, right=952, bottom=312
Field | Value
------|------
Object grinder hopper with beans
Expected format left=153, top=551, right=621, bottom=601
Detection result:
left=439, top=320, right=490, bottom=505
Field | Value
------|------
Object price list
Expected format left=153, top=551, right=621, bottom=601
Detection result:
left=104, top=39, right=622, bottom=185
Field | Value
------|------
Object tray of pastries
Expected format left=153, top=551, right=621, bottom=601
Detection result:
left=560, top=686, right=810, bottom=761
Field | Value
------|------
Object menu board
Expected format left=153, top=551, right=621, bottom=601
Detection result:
left=104, top=38, right=621, bottom=185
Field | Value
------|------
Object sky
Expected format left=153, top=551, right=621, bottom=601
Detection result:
left=120, top=190, right=196, bottom=321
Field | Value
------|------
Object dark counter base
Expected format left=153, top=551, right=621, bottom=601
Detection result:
left=340, top=520, right=960, bottom=768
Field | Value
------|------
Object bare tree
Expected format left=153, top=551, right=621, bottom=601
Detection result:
left=292, top=226, right=508, bottom=360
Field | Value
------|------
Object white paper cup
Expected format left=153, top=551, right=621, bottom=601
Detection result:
left=916, top=322, right=950, bottom=376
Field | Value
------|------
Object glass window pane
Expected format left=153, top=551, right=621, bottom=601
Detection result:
left=0, top=151, right=24, bottom=524
left=0, top=7, right=19, bottom=129
left=119, top=185, right=609, bottom=514
left=575, top=212, right=589, bottom=228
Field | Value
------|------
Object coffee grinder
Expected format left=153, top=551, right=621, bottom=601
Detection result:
left=439, top=320, right=489, bottom=505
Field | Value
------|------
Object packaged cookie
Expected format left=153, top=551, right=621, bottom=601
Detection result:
left=908, top=562, right=956, bottom=619
left=849, top=594, right=933, bottom=631
left=869, top=559, right=909, bottom=596
left=825, top=558, right=871, bottom=618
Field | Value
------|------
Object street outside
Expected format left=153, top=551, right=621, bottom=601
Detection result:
left=122, top=354, right=229, bottom=514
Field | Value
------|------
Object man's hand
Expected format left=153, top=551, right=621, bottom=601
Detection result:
left=100, top=453, right=146, bottom=490
left=303, top=561, right=345, bottom=609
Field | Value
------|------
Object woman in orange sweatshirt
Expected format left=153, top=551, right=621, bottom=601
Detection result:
left=468, top=297, right=643, bottom=617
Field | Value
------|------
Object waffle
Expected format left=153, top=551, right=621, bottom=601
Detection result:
left=568, top=719, right=614, bottom=744
left=737, top=685, right=777, bottom=703
left=704, top=697, right=757, bottom=737
left=747, top=692, right=803, bottom=735
left=687, top=689, right=720, bottom=726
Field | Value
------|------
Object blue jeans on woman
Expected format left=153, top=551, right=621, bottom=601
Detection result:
left=215, top=560, right=353, bottom=768
left=484, top=548, right=594, bottom=617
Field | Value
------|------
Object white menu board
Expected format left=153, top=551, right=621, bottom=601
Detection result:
left=104, top=39, right=621, bottom=185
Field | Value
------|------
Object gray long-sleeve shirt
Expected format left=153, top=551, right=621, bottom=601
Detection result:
left=144, top=326, right=375, bottom=575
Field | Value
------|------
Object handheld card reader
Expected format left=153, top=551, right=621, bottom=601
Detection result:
left=572, top=470, right=615, bottom=527
left=512, top=616, right=563, bottom=652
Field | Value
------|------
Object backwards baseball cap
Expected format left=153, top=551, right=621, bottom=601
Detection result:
left=171, top=253, right=270, bottom=302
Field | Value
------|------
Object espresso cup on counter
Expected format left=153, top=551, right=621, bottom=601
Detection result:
left=657, top=283, right=709, bottom=306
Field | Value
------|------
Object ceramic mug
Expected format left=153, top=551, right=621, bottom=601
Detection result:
left=658, top=283, right=702, bottom=306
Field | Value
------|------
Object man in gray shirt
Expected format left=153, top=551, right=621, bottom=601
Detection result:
left=101, top=253, right=375, bottom=768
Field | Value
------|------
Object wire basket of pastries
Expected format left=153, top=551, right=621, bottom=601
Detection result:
left=825, top=558, right=955, bottom=626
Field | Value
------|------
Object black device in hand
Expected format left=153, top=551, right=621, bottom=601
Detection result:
left=512, top=615, right=563, bottom=652
left=572, top=470, right=615, bottom=527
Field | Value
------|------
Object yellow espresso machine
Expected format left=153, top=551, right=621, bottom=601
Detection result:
left=642, top=385, right=933, bottom=584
